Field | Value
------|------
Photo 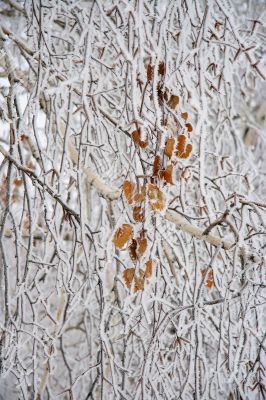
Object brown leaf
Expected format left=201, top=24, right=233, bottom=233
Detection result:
left=133, top=206, right=145, bottom=222
left=205, top=270, right=213, bottom=289
left=160, top=164, right=173, bottom=184
left=153, top=155, right=161, bottom=176
left=13, top=178, right=23, bottom=186
left=157, top=83, right=164, bottom=101
left=176, top=134, right=186, bottom=154
left=145, top=259, right=153, bottom=278
left=185, top=123, right=193, bottom=132
left=180, top=143, right=193, bottom=159
left=165, top=137, right=175, bottom=158
left=147, top=184, right=164, bottom=210
left=147, top=64, right=153, bottom=81
left=132, top=129, right=140, bottom=144
left=132, top=129, right=148, bottom=148
left=113, top=224, right=133, bottom=249
left=181, top=112, right=188, bottom=121
left=123, top=180, right=135, bottom=204
left=168, top=95, right=179, bottom=109
left=20, top=133, right=28, bottom=142
left=123, top=268, right=135, bottom=288
left=134, top=186, right=146, bottom=203
left=134, top=273, right=145, bottom=292
left=137, top=237, right=147, bottom=256
left=158, top=61, right=165, bottom=76
left=129, top=239, right=138, bottom=263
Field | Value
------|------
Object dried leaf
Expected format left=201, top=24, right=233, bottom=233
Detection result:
left=113, top=224, right=133, bottom=249
left=181, top=112, right=188, bottom=121
left=168, top=94, right=179, bottom=109
left=129, top=239, right=138, bottom=263
left=20, top=133, right=28, bottom=142
left=134, top=273, right=145, bottom=292
left=147, top=64, right=153, bottom=81
left=205, top=271, right=213, bottom=289
left=160, top=164, right=173, bottom=184
left=134, top=186, right=146, bottom=202
left=123, top=180, right=135, bottom=204
left=165, top=138, right=175, bottom=158
left=147, top=184, right=164, bottom=210
left=153, top=155, right=161, bottom=176
left=139, top=139, right=148, bottom=148
left=185, top=123, right=193, bottom=132
left=180, top=143, right=193, bottom=159
left=123, top=268, right=135, bottom=288
left=145, top=259, right=153, bottom=278
left=133, top=206, right=145, bottom=222
left=13, top=178, right=23, bottom=186
left=163, top=90, right=169, bottom=102
left=176, top=134, right=186, bottom=154
left=158, top=61, right=165, bottom=75
left=137, top=237, right=147, bottom=256
left=157, top=83, right=164, bottom=101
left=132, top=129, right=140, bottom=143
left=132, top=129, right=148, bottom=148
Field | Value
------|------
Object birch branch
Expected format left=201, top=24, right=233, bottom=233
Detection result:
left=0, top=145, right=80, bottom=224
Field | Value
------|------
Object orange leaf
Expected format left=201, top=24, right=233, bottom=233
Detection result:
left=205, top=270, right=213, bottom=288
left=158, top=61, right=165, bottom=75
left=13, top=178, right=23, bottom=186
left=147, top=64, right=153, bottom=81
left=123, top=180, right=135, bottom=204
left=113, top=224, right=133, bottom=249
left=153, top=155, right=161, bottom=176
left=123, top=268, right=135, bottom=288
left=160, top=164, right=173, bottom=184
left=176, top=134, right=186, bottom=154
left=145, top=259, right=153, bottom=278
left=165, top=138, right=175, bottom=158
left=181, top=112, right=188, bottom=121
left=168, top=94, right=179, bottom=109
left=134, top=186, right=146, bottom=203
left=133, top=206, right=145, bottom=222
left=147, top=184, right=164, bottom=210
left=132, top=129, right=148, bottom=148
left=137, top=237, right=147, bottom=256
left=185, top=123, right=193, bottom=132
left=180, top=143, right=193, bottom=159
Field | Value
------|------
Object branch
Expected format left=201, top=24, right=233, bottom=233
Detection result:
left=0, top=145, right=80, bottom=224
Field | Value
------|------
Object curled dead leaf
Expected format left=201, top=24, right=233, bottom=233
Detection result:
left=132, top=129, right=148, bottom=148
